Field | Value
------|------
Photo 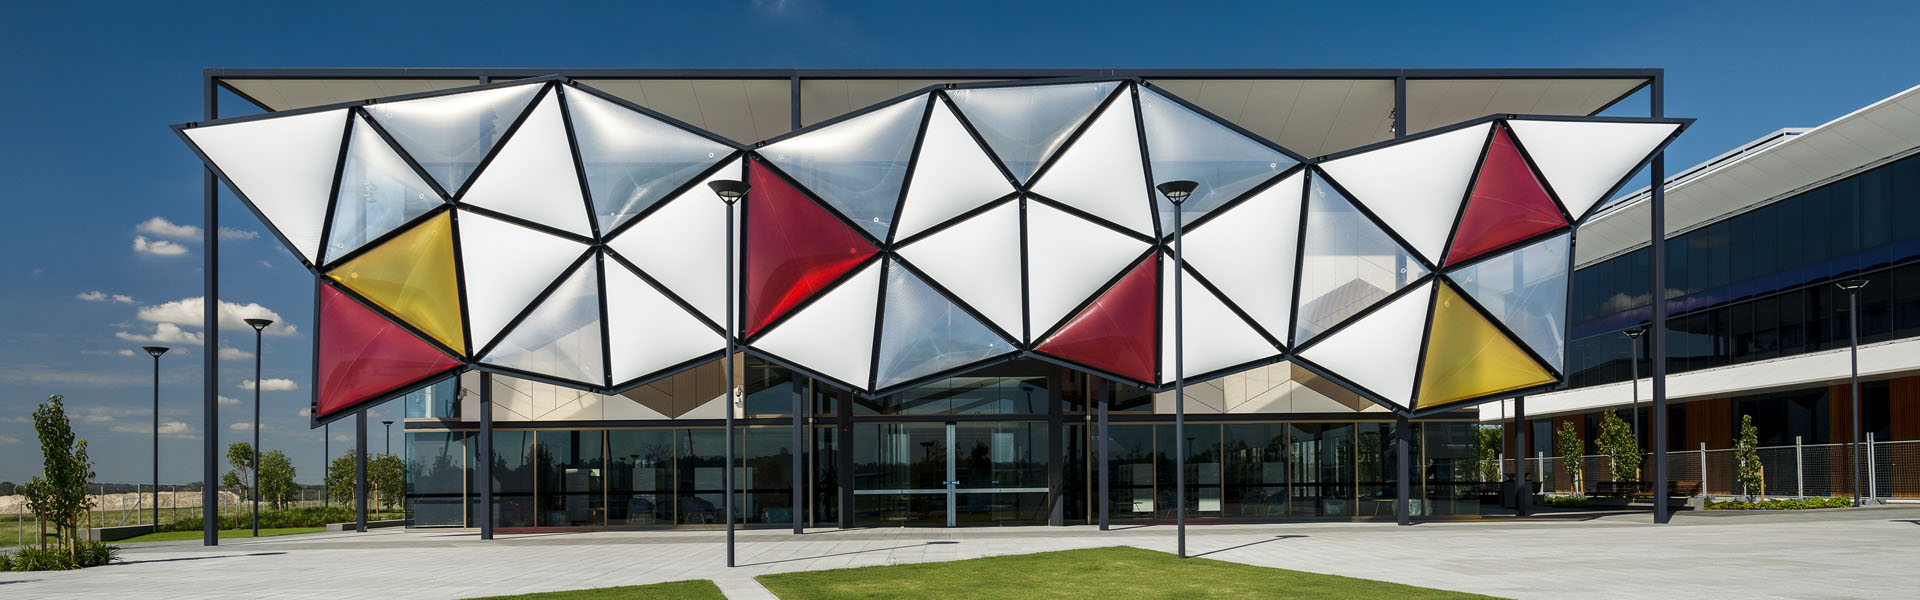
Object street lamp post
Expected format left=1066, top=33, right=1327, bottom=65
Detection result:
left=383, top=420, right=394, bottom=456
left=244, top=317, right=272, bottom=537
left=709, top=177, right=749, bottom=568
left=1624, top=327, right=1645, bottom=440
left=1156, top=180, right=1196, bottom=559
left=1838, top=278, right=1869, bottom=506
left=143, top=346, right=169, bottom=528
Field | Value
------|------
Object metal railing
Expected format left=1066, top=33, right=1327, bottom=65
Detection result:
left=1507, top=438, right=1916, bottom=499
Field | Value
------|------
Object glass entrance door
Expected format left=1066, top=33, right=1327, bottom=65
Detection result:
left=854, top=422, right=1048, bottom=526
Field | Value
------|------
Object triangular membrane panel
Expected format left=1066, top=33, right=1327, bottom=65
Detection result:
left=1036, top=256, right=1156, bottom=384
left=481, top=259, right=604, bottom=386
left=606, top=257, right=723, bottom=384
left=1508, top=119, right=1681, bottom=220
left=363, top=82, right=542, bottom=194
left=875, top=260, right=1014, bottom=390
left=315, top=285, right=460, bottom=418
left=1139, top=86, right=1297, bottom=229
left=897, top=200, right=1023, bottom=338
left=563, top=86, right=732, bottom=233
left=1159, top=255, right=1278, bottom=386
left=1297, top=281, right=1433, bottom=409
left=1448, top=233, right=1569, bottom=371
left=1026, top=200, right=1151, bottom=340
left=325, top=114, right=444, bottom=264
left=1029, top=88, right=1154, bottom=236
left=1416, top=284, right=1557, bottom=410
left=1318, top=123, right=1489, bottom=265
left=1183, top=171, right=1303, bottom=342
left=754, top=261, right=883, bottom=388
left=458, top=89, right=592, bottom=236
left=458, top=210, right=589, bottom=352
left=325, top=211, right=465, bottom=355
left=744, top=160, right=880, bottom=337
left=1294, top=172, right=1427, bottom=345
left=759, top=96, right=925, bottom=240
left=946, top=81, right=1119, bottom=184
left=608, top=159, right=743, bottom=328
left=1446, top=126, right=1565, bottom=266
left=183, top=109, right=347, bottom=264
left=894, top=98, right=1016, bottom=241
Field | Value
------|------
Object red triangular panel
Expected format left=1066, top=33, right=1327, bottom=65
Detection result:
left=1036, top=256, right=1157, bottom=383
left=316, top=285, right=461, bottom=418
left=746, top=159, right=879, bottom=337
left=1445, top=126, right=1567, bottom=266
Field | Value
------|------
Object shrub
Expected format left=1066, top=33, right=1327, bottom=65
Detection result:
left=74, top=541, right=120, bottom=567
left=1705, top=497, right=1855, bottom=510
left=1545, top=495, right=1590, bottom=508
left=162, top=505, right=380, bottom=531
left=10, top=546, right=75, bottom=571
left=0, top=551, right=12, bottom=571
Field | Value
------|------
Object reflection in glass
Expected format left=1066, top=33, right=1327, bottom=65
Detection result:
left=1288, top=423, right=1354, bottom=517
left=1139, top=87, right=1295, bottom=228
left=402, top=376, right=459, bottom=419
left=405, top=432, right=466, bottom=527
left=537, top=430, right=603, bottom=526
left=362, top=83, right=540, bottom=194
left=874, top=261, right=1012, bottom=389
left=483, top=261, right=604, bottom=385
left=1451, top=233, right=1570, bottom=370
left=489, top=431, right=535, bottom=527
left=1223, top=424, right=1288, bottom=518
left=607, top=429, right=673, bottom=526
left=947, top=82, right=1121, bottom=184
left=326, top=116, right=442, bottom=263
left=760, top=96, right=924, bottom=240
left=1295, top=173, right=1427, bottom=343
left=563, top=87, right=731, bottom=232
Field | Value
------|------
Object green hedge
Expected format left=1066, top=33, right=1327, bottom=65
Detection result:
left=162, top=506, right=369, bottom=531
left=1704, top=497, right=1855, bottom=510
left=3, top=541, right=118, bottom=571
left=1544, top=495, right=1590, bottom=508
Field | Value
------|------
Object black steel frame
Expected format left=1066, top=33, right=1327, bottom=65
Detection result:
left=184, top=67, right=1676, bottom=438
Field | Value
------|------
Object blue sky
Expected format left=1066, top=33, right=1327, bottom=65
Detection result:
left=2, top=0, right=1917, bottom=485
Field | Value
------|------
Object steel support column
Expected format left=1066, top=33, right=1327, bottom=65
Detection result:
left=792, top=379, right=805, bottom=534
left=1096, top=377, right=1109, bottom=531
left=1650, top=75, right=1671, bottom=524
left=1396, top=414, right=1411, bottom=526
left=1048, top=368, right=1065, bottom=527
left=1513, top=396, right=1529, bottom=517
left=479, top=373, right=494, bottom=540
left=355, top=410, right=368, bottom=532
left=837, top=386, right=853, bottom=529
left=201, top=72, right=221, bottom=548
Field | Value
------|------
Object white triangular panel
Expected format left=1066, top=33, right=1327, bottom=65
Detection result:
left=607, top=159, right=743, bottom=327
left=1298, top=281, right=1433, bottom=409
left=1319, top=123, right=1490, bottom=265
left=945, top=81, right=1119, bottom=184
left=362, top=82, right=542, bottom=194
left=897, top=200, right=1023, bottom=339
left=894, top=99, right=1015, bottom=241
left=481, top=260, right=605, bottom=386
left=753, top=261, right=882, bottom=388
left=606, top=259, right=723, bottom=384
left=1159, top=256, right=1279, bottom=386
left=1509, top=119, right=1680, bottom=220
left=1029, top=88, right=1154, bottom=236
left=324, top=116, right=445, bottom=264
left=458, top=210, right=589, bottom=351
left=1026, top=200, right=1151, bottom=340
left=562, top=86, right=731, bottom=233
left=759, top=96, right=924, bottom=240
left=459, top=90, right=592, bottom=236
left=183, top=109, right=347, bottom=264
left=1182, top=171, right=1303, bottom=342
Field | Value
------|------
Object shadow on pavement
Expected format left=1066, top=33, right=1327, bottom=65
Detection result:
left=114, top=552, right=286, bottom=566
left=737, top=541, right=959, bottom=568
left=1190, top=535, right=1307, bottom=558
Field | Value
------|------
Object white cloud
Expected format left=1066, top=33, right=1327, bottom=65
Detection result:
left=218, top=394, right=242, bottom=406
left=133, top=236, right=189, bottom=256
left=116, top=322, right=204, bottom=345
left=219, top=227, right=258, bottom=240
left=219, top=345, right=253, bottom=360
left=229, top=422, right=273, bottom=431
left=0, top=363, right=144, bottom=387
left=136, top=297, right=298, bottom=337
left=0, top=435, right=20, bottom=444
left=77, top=291, right=136, bottom=304
left=80, top=349, right=138, bottom=357
left=137, top=217, right=201, bottom=239
left=297, top=407, right=312, bottom=417
left=241, top=378, right=298, bottom=392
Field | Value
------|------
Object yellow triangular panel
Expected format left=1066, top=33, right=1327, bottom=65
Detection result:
left=326, top=211, right=466, bottom=355
left=1416, top=284, right=1554, bottom=409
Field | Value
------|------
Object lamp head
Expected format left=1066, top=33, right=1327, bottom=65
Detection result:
left=382, top=420, right=394, bottom=426
left=143, top=346, right=169, bottom=357
left=1155, top=180, right=1198, bottom=205
left=1623, top=327, right=1645, bottom=340
left=707, top=180, right=750, bottom=204
left=1837, top=278, right=1869, bottom=291
left=244, top=318, right=274, bottom=332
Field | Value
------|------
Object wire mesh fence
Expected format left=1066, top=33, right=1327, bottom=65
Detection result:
left=2, top=484, right=359, bottom=547
left=1508, top=439, right=1917, bottom=499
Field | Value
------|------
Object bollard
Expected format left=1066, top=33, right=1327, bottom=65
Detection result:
left=1700, top=443, right=1709, bottom=495
left=1794, top=436, right=1804, bottom=498
left=1867, top=433, right=1877, bottom=500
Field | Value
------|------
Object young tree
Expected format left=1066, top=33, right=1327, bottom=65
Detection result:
left=19, top=395, right=95, bottom=561
left=220, top=442, right=256, bottom=501
left=257, top=450, right=298, bottom=509
left=325, top=452, right=357, bottom=507
left=1597, top=409, right=1642, bottom=483
left=1474, top=426, right=1503, bottom=483
left=369, top=454, right=406, bottom=512
left=1556, top=420, right=1584, bottom=494
left=1735, top=414, right=1763, bottom=501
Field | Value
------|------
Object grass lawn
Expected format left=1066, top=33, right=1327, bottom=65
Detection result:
left=756, top=546, right=1499, bottom=600
left=464, top=580, right=723, bottom=599
left=118, top=527, right=325, bottom=543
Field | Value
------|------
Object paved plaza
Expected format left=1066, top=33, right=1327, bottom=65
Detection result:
left=4, top=505, right=1916, bottom=599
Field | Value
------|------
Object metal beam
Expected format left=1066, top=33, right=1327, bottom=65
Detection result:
left=478, top=373, right=494, bottom=540
left=1650, top=75, right=1671, bottom=525
left=201, top=72, right=220, bottom=548
left=1513, top=396, right=1529, bottom=517
left=1396, top=414, right=1412, bottom=526
left=1096, top=378, right=1109, bottom=531
left=356, top=410, right=368, bottom=532
left=792, top=378, right=805, bottom=534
